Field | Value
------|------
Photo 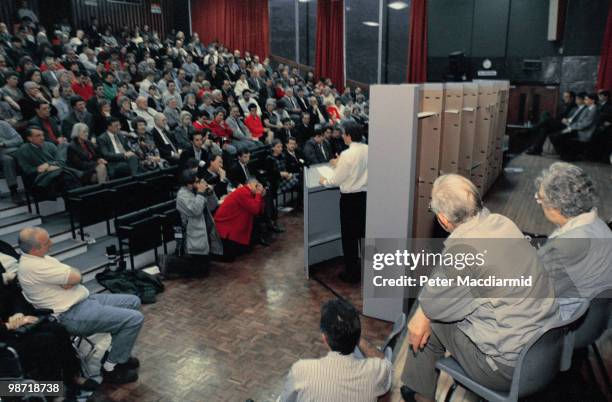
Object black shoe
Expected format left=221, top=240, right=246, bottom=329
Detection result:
left=269, top=224, right=285, bottom=233
left=101, top=350, right=140, bottom=370
left=526, top=148, right=541, bottom=156
left=400, top=386, right=416, bottom=402
left=339, top=272, right=360, bottom=284
left=101, top=366, right=138, bottom=384
left=76, top=378, right=100, bottom=392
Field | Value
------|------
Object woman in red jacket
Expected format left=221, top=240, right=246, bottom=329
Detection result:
left=214, top=179, right=265, bottom=261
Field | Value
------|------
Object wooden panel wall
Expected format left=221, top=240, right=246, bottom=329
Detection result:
left=70, top=0, right=175, bottom=38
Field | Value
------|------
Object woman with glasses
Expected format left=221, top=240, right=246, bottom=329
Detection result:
left=534, top=162, right=612, bottom=319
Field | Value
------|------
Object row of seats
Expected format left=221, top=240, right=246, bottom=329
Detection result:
left=65, top=167, right=177, bottom=240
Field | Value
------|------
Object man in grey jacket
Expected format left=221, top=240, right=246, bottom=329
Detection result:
left=401, top=174, right=559, bottom=402
left=176, top=170, right=222, bottom=276
left=225, top=106, right=260, bottom=152
left=534, top=162, right=612, bottom=320
left=0, top=118, right=24, bottom=203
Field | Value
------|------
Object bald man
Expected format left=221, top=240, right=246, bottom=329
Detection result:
left=18, top=227, right=144, bottom=385
left=133, top=95, right=158, bottom=130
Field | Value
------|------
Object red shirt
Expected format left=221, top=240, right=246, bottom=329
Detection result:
left=72, top=82, right=94, bottom=101
left=208, top=120, right=233, bottom=138
left=214, top=186, right=264, bottom=245
left=244, top=114, right=264, bottom=139
left=41, top=119, right=58, bottom=144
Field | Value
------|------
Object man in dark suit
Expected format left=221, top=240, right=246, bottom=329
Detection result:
left=97, top=117, right=139, bottom=177
left=61, top=96, right=93, bottom=138
left=86, top=83, right=106, bottom=114
left=280, top=88, right=302, bottom=119
left=179, top=131, right=209, bottom=175
left=19, top=82, right=48, bottom=121
left=308, top=96, right=330, bottom=126
left=228, top=149, right=253, bottom=187
left=276, top=118, right=297, bottom=144
left=28, top=101, right=65, bottom=146
left=247, top=69, right=266, bottom=100
left=295, top=113, right=314, bottom=147
left=303, top=128, right=332, bottom=165
left=283, top=137, right=304, bottom=174
left=150, top=113, right=181, bottom=164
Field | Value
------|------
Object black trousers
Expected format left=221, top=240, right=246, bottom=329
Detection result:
left=339, top=192, right=367, bottom=278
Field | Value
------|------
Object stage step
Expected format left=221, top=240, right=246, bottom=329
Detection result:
left=49, top=238, right=88, bottom=261
left=0, top=200, right=29, bottom=219
left=0, top=213, right=42, bottom=236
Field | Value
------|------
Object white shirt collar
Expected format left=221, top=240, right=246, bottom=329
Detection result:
left=550, top=208, right=598, bottom=238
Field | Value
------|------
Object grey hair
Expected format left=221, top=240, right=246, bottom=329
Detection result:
left=18, top=227, right=48, bottom=254
left=431, top=174, right=483, bottom=225
left=179, top=110, right=192, bottom=122
left=23, top=81, right=37, bottom=90
left=265, top=98, right=276, bottom=107
left=535, top=162, right=598, bottom=218
left=70, top=122, right=89, bottom=140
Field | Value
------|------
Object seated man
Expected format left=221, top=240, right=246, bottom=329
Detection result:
left=225, top=105, right=260, bottom=152
left=278, top=299, right=392, bottom=402
left=303, top=128, right=331, bottom=165
left=228, top=150, right=254, bottom=187
left=179, top=131, right=209, bottom=174
left=150, top=113, right=182, bottom=164
left=400, top=174, right=559, bottom=402
left=202, top=154, right=229, bottom=200
left=550, top=93, right=599, bottom=161
left=213, top=178, right=265, bottom=260
left=97, top=117, right=140, bottom=177
left=133, top=95, right=158, bottom=130
left=17, top=227, right=143, bottom=384
left=0, top=118, right=24, bottom=203
left=15, top=126, right=82, bottom=197
left=534, top=162, right=612, bottom=319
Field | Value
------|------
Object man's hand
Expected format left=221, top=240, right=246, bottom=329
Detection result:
left=219, top=167, right=226, bottom=181
left=2, top=271, right=16, bottom=284
left=255, top=183, right=264, bottom=194
left=194, top=180, right=207, bottom=193
left=97, top=158, right=107, bottom=165
left=124, top=151, right=135, bottom=158
left=319, top=176, right=327, bottom=185
left=280, top=171, right=290, bottom=179
left=407, top=306, right=431, bottom=353
left=58, top=137, right=68, bottom=144
left=47, top=165, right=60, bottom=172
left=61, top=284, right=75, bottom=289
left=330, top=158, right=339, bottom=167
left=6, top=314, right=38, bottom=330
left=37, top=163, right=50, bottom=173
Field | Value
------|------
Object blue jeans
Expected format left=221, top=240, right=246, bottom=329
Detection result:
left=59, top=294, right=144, bottom=365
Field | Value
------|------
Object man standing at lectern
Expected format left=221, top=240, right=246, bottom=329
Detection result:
left=319, top=123, right=368, bottom=283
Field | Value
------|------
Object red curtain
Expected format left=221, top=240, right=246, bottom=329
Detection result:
left=406, top=0, right=427, bottom=83
left=190, top=0, right=270, bottom=58
left=315, top=0, right=345, bottom=92
left=597, top=0, right=612, bottom=90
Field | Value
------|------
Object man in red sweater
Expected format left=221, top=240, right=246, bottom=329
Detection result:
left=214, top=179, right=265, bottom=260
left=244, top=104, right=272, bottom=143
left=71, top=71, right=94, bottom=101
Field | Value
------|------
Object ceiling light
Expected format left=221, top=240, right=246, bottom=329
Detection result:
left=362, top=21, right=380, bottom=27
left=298, top=0, right=311, bottom=3
left=388, top=1, right=409, bottom=10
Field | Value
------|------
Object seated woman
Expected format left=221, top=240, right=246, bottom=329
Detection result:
left=262, top=98, right=283, bottom=135
left=326, top=99, right=342, bottom=125
left=174, top=111, right=196, bottom=151
left=534, top=162, right=612, bottom=320
left=0, top=260, right=97, bottom=394
left=263, top=139, right=298, bottom=232
left=128, top=117, right=167, bottom=170
left=91, top=99, right=112, bottom=137
left=116, top=96, right=137, bottom=133
left=176, top=169, right=223, bottom=275
left=67, top=123, right=109, bottom=183
left=182, top=92, right=200, bottom=120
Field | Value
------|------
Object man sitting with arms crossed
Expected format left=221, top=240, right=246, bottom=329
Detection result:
left=400, top=174, right=560, bottom=402
left=17, top=227, right=144, bottom=384
left=278, top=299, right=392, bottom=402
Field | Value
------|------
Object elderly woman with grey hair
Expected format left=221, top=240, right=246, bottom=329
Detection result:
left=66, top=122, right=108, bottom=183
left=163, top=96, right=181, bottom=130
left=173, top=111, right=195, bottom=150
left=262, top=98, right=283, bottom=135
left=534, top=162, right=612, bottom=319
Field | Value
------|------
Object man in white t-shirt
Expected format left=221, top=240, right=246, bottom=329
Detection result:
left=18, top=227, right=144, bottom=385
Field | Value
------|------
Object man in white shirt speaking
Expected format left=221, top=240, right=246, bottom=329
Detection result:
left=320, top=123, right=368, bottom=283
left=18, top=227, right=144, bottom=385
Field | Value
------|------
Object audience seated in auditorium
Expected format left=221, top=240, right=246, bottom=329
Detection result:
left=225, top=105, right=260, bottom=152
left=17, top=227, right=144, bottom=384
left=400, top=174, right=559, bottom=402
left=62, top=95, right=93, bottom=138
left=213, top=178, right=265, bottom=260
left=179, top=130, right=209, bottom=174
left=278, top=299, right=392, bottom=402
left=534, top=162, right=612, bottom=320
left=151, top=113, right=181, bottom=164
left=67, top=122, right=109, bottom=183
left=202, top=154, right=229, bottom=199
left=550, top=93, right=599, bottom=161
left=227, top=149, right=253, bottom=187
left=176, top=169, right=222, bottom=275
left=15, top=126, right=81, bottom=196
left=295, top=112, right=314, bottom=146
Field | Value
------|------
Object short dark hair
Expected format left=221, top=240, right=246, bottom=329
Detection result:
left=287, top=136, right=296, bottom=143
left=106, top=116, right=120, bottom=128
left=585, top=93, right=598, bottom=102
left=319, top=299, right=361, bottom=355
left=598, top=89, right=610, bottom=98
left=133, top=116, right=147, bottom=127
left=70, top=95, right=84, bottom=107
left=180, top=169, right=198, bottom=186
left=25, top=125, right=43, bottom=137
left=564, top=90, right=576, bottom=98
left=343, top=122, right=363, bottom=142
left=34, top=100, right=49, bottom=110
left=576, top=91, right=587, bottom=99
left=237, top=149, right=250, bottom=158
left=248, top=103, right=257, bottom=111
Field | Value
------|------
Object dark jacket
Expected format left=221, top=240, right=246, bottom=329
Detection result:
left=303, top=138, right=331, bottom=165
left=97, top=131, right=131, bottom=162
left=66, top=139, right=101, bottom=173
left=228, top=161, right=252, bottom=187
left=28, top=115, right=63, bottom=144
left=150, top=126, right=179, bottom=161
left=283, top=150, right=304, bottom=174
left=61, top=111, right=93, bottom=138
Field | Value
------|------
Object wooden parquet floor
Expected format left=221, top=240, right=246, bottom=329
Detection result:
left=88, top=211, right=390, bottom=402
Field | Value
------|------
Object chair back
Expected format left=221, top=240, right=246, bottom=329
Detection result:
left=571, top=287, right=612, bottom=350
left=511, top=324, right=566, bottom=399
left=0, top=240, right=20, bottom=260
left=382, top=313, right=406, bottom=354
left=0, top=343, right=23, bottom=379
